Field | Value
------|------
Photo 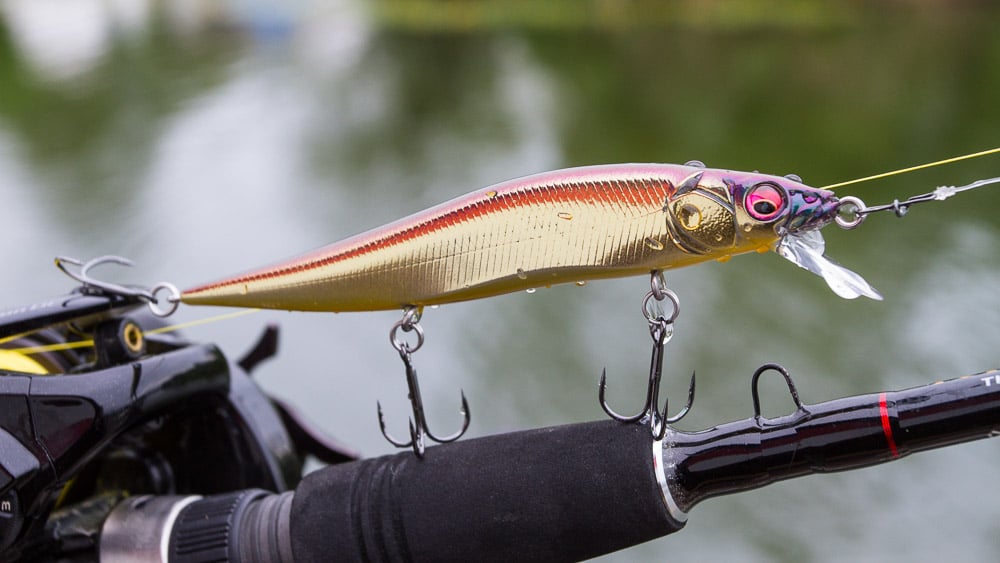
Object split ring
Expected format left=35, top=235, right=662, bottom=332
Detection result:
left=642, top=287, right=680, bottom=324
left=147, top=282, right=180, bottom=317
left=834, top=196, right=867, bottom=230
left=390, top=317, right=425, bottom=354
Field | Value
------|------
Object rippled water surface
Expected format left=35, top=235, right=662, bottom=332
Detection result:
left=2, top=2, right=999, bottom=560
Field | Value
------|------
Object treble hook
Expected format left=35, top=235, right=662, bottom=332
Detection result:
left=598, top=272, right=696, bottom=440
left=55, top=255, right=180, bottom=317
left=377, top=306, right=470, bottom=457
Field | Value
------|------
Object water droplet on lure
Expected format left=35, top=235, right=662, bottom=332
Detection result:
left=486, top=190, right=498, bottom=198
left=557, top=211, right=573, bottom=220
left=516, top=268, right=528, bottom=280
left=575, top=281, right=587, bottom=287
left=526, top=288, right=536, bottom=294
left=644, top=237, right=664, bottom=251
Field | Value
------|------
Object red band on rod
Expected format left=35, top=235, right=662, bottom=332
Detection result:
left=879, top=392, right=899, bottom=458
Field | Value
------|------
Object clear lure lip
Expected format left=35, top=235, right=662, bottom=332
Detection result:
left=776, top=229, right=882, bottom=300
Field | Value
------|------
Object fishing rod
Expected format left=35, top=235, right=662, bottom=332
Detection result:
left=95, top=365, right=999, bottom=562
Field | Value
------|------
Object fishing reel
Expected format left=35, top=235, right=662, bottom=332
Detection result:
left=0, top=290, right=351, bottom=560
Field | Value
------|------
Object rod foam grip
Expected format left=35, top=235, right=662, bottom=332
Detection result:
left=290, top=419, right=683, bottom=562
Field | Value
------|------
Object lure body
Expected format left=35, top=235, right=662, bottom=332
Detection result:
left=182, top=164, right=840, bottom=312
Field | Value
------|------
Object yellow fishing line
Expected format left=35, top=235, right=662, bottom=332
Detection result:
left=145, top=308, right=261, bottom=335
left=5, top=308, right=261, bottom=355
left=9, top=340, right=95, bottom=355
left=821, top=146, right=1000, bottom=190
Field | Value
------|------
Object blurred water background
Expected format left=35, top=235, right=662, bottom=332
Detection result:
left=2, top=1, right=999, bottom=560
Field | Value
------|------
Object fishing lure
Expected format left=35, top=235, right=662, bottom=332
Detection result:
left=181, top=163, right=878, bottom=311
left=178, top=152, right=999, bottom=454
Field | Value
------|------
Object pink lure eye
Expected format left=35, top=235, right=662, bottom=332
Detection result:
left=745, top=183, right=786, bottom=222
